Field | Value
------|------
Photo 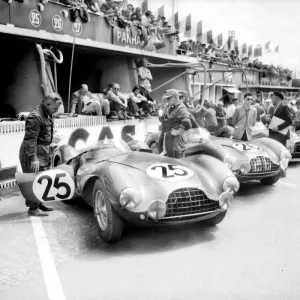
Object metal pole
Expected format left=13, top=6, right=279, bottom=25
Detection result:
left=67, top=34, right=76, bottom=113
left=54, top=61, right=58, bottom=92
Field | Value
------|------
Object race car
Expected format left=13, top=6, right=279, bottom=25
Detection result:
left=145, top=127, right=291, bottom=185
left=287, top=131, right=300, bottom=161
left=16, top=139, right=239, bottom=243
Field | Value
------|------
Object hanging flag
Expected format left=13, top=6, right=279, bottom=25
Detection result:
left=207, top=30, right=213, bottom=44
left=201, top=31, right=208, bottom=44
left=196, top=20, right=202, bottom=42
left=179, top=19, right=186, bottom=35
left=248, top=45, right=253, bottom=57
left=158, top=5, right=164, bottom=17
left=217, top=33, right=223, bottom=47
left=242, top=43, right=247, bottom=55
left=223, top=38, right=229, bottom=51
left=174, top=12, right=179, bottom=31
left=234, top=39, right=239, bottom=53
left=184, top=14, right=192, bottom=38
left=141, top=0, right=148, bottom=14
left=254, top=47, right=262, bottom=57
left=275, top=45, right=279, bottom=53
left=265, top=41, right=270, bottom=50
left=227, top=36, right=232, bottom=51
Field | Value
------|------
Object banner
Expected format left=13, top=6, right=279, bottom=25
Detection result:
left=113, top=27, right=143, bottom=49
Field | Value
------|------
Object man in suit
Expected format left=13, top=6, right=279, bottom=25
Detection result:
left=269, top=91, right=292, bottom=146
left=231, top=93, right=257, bottom=141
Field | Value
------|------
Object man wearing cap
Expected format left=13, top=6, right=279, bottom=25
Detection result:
left=159, top=89, right=192, bottom=158
left=269, top=91, right=292, bottom=146
left=19, top=93, right=63, bottom=216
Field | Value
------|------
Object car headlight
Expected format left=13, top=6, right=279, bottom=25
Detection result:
left=119, top=188, right=142, bottom=211
left=147, top=200, right=166, bottom=221
left=239, top=162, right=251, bottom=174
left=223, top=155, right=235, bottom=170
left=280, top=158, right=289, bottom=171
left=219, top=191, right=233, bottom=212
left=280, top=150, right=292, bottom=161
left=222, top=176, right=240, bottom=194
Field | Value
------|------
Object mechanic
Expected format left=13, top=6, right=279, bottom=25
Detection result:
left=231, top=93, right=257, bottom=141
left=268, top=91, right=292, bottom=146
left=19, top=93, right=62, bottom=217
left=158, top=89, right=192, bottom=158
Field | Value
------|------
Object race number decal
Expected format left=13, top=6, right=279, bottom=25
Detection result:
left=33, top=169, right=75, bottom=202
left=29, top=9, right=42, bottom=28
left=52, top=15, right=63, bottom=32
left=146, top=163, right=193, bottom=181
left=72, top=20, right=82, bottom=36
left=232, top=143, right=262, bottom=152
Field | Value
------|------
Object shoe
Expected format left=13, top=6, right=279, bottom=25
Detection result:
left=28, top=208, right=48, bottom=217
left=116, top=111, right=125, bottom=120
left=124, top=112, right=134, bottom=120
left=39, top=204, right=54, bottom=212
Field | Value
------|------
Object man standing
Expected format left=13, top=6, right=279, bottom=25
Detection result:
left=231, top=93, right=257, bottom=141
left=159, top=89, right=192, bottom=158
left=269, top=91, right=292, bottom=146
left=71, top=84, right=110, bottom=116
left=19, top=93, right=62, bottom=216
left=138, top=58, right=153, bottom=92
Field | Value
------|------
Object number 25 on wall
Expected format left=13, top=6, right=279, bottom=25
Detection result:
left=29, top=9, right=42, bottom=28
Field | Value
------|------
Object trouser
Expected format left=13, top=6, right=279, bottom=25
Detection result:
left=207, top=126, right=218, bottom=135
left=110, top=99, right=138, bottom=115
left=100, top=99, right=110, bottom=115
left=138, top=101, right=150, bottom=114
left=127, top=99, right=139, bottom=115
left=165, top=133, right=184, bottom=159
left=19, top=143, right=50, bottom=209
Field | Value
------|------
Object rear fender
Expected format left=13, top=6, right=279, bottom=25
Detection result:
left=16, top=165, right=77, bottom=204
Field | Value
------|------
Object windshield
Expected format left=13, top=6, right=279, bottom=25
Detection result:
left=82, top=139, right=131, bottom=162
left=185, top=127, right=211, bottom=144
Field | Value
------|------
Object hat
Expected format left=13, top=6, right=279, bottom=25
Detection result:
left=162, top=89, right=179, bottom=100
left=273, top=91, right=284, bottom=100
left=265, top=98, right=272, bottom=103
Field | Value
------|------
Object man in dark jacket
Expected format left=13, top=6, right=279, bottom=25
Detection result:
left=19, top=93, right=63, bottom=216
left=269, top=91, right=292, bottom=146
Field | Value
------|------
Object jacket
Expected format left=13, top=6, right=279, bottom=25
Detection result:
left=232, top=105, right=257, bottom=140
left=269, top=102, right=292, bottom=141
left=71, top=90, right=94, bottom=114
left=20, top=103, right=53, bottom=163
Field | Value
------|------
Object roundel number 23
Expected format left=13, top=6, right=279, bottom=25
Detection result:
left=33, top=170, right=75, bottom=202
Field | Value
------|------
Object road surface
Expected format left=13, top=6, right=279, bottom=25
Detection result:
left=0, top=163, right=300, bottom=300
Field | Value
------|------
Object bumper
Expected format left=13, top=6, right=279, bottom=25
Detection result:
left=235, top=170, right=282, bottom=182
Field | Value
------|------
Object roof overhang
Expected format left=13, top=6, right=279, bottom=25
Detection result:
left=223, top=87, right=241, bottom=94
left=239, top=84, right=300, bottom=91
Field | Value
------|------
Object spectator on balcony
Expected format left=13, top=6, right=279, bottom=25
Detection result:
left=177, top=41, right=188, bottom=55
left=138, top=58, right=153, bottom=92
left=100, top=0, right=113, bottom=14
left=84, top=0, right=100, bottom=13
left=207, top=46, right=217, bottom=58
left=71, top=84, right=109, bottom=116
left=131, top=7, right=142, bottom=22
left=105, top=83, right=135, bottom=120
left=121, top=3, right=134, bottom=20
left=128, top=86, right=150, bottom=118
left=141, top=10, right=152, bottom=27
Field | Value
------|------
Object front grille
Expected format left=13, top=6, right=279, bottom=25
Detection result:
left=294, top=142, right=300, bottom=153
left=240, top=156, right=279, bottom=177
left=162, top=188, right=219, bottom=220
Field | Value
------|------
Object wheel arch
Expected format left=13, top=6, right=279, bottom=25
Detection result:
left=81, top=176, right=102, bottom=206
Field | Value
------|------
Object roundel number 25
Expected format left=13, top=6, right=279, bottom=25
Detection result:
left=29, top=10, right=42, bottom=27
left=33, top=170, right=75, bottom=202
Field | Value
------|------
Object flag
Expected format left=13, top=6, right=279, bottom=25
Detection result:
left=179, top=19, right=186, bottom=35
left=158, top=5, right=164, bottom=17
left=201, top=31, right=208, bottom=44
left=207, top=30, right=213, bottom=44
left=196, top=21, right=202, bottom=42
left=275, top=45, right=279, bottom=53
left=242, top=43, right=247, bottom=55
left=223, top=38, right=229, bottom=51
left=217, top=33, right=223, bottom=47
left=121, top=0, right=128, bottom=9
left=234, top=39, right=239, bottom=53
left=227, top=36, right=234, bottom=51
left=265, top=41, right=270, bottom=50
left=141, top=0, right=148, bottom=14
left=248, top=45, right=253, bottom=57
left=174, top=12, right=179, bottom=31
left=184, top=14, right=191, bottom=38
left=254, top=47, right=262, bottom=57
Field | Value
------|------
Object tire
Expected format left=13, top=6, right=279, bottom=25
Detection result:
left=150, top=142, right=158, bottom=154
left=93, top=179, right=123, bottom=243
left=202, top=211, right=227, bottom=226
left=260, top=173, right=281, bottom=185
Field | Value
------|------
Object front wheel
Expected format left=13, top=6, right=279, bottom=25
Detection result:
left=202, top=211, right=227, bottom=226
left=260, top=173, right=281, bottom=185
left=93, top=179, right=124, bottom=242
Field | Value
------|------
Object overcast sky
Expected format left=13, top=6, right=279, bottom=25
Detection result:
left=131, top=0, right=300, bottom=76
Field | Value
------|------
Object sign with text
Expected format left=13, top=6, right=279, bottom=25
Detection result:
left=242, top=71, right=257, bottom=83
left=113, top=26, right=144, bottom=49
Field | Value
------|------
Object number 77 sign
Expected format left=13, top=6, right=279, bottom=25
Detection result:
left=16, top=165, right=76, bottom=204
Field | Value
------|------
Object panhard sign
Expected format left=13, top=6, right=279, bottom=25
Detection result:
left=113, top=27, right=143, bottom=48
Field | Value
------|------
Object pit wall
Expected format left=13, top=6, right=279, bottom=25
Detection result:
left=0, top=116, right=160, bottom=171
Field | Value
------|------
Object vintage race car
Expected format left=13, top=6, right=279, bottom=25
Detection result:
left=287, top=131, right=300, bottom=162
left=16, top=139, right=239, bottom=243
left=145, top=127, right=291, bottom=185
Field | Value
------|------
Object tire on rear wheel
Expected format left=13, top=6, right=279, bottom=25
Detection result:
left=260, top=173, right=280, bottom=185
left=93, top=179, right=123, bottom=242
left=202, top=211, right=227, bottom=226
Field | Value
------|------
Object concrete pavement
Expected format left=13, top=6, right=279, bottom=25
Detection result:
left=0, top=163, right=300, bottom=300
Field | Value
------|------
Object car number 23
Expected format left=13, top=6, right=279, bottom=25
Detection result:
left=33, top=169, right=75, bottom=202
left=146, top=163, right=194, bottom=181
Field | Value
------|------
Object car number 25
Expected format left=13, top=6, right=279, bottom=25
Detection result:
left=146, top=163, right=194, bottom=181
left=33, top=169, right=75, bottom=202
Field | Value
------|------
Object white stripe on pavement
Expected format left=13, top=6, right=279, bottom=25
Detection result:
left=30, top=217, right=66, bottom=300
left=278, top=181, right=298, bottom=187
